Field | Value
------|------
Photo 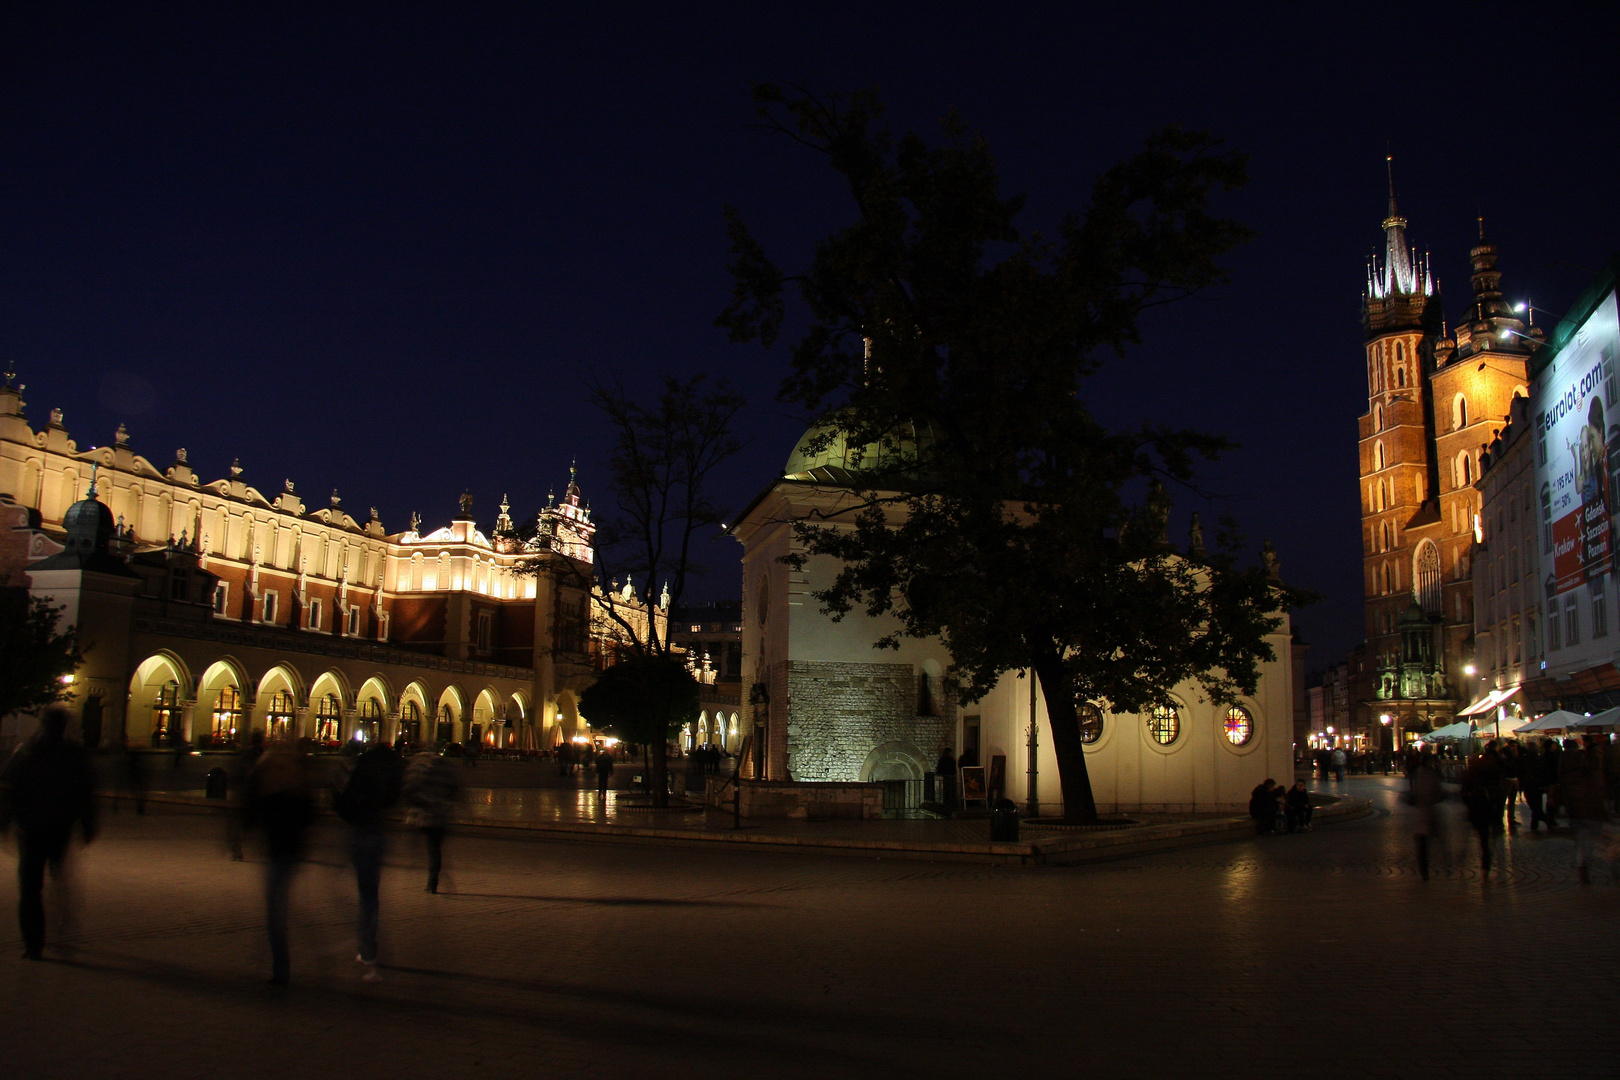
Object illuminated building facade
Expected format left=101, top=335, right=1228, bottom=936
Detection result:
left=730, top=428, right=1295, bottom=816
left=1353, top=164, right=1537, bottom=747
left=1, top=372, right=664, bottom=752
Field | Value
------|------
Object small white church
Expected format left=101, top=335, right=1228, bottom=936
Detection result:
left=730, top=423, right=1295, bottom=817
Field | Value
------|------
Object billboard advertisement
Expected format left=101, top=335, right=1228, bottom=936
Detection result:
left=1538, top=290, right=1620, bottom=595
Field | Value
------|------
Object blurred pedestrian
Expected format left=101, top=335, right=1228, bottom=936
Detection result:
left=1561, top=736, right=1607, bottom=885
left=1499, top=740, right=1522, bottom=832
left=1248, top=779, right=1278, bottom=834
left=334, top=742, right=403, bottom=979
left=243, top=741, right=314, bottom=984
left=1407, top=749, right=1444, bottom=881
left=1462, top=745, right=1504, bottom=875
left=1520, top=740, right=1548, bottom=832
left=1332, top=747, right=1347, bottom=783
left=595, top=746, right=615, bottom=798
left=227, top=730, right=266, bottom=861
left=0, top=707, right=98, bottom=960
left=123, top=742, right=147, bottom=816
left=403, top=750, right=459, bottom=894
left=1284, top=781, right=1312, bottom=833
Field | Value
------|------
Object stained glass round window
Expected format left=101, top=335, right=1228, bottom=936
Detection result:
left=1079, top=704, right=1104, bottom=744
left=1147, top=704, right=1180, bottom=745
left=1223, top=705, right=1254, bottom=746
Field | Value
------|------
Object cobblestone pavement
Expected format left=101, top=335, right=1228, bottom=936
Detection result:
left=2, top=776, right=1617, bottom=1079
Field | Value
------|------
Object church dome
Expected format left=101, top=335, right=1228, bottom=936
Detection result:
left=783, top=415, right=938, bottom=486
left=62, top=492, right=115, bottom=556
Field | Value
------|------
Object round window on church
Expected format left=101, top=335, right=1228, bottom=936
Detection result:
left=1079, top=704, right=1104, bottom=744
left=1223, top=705, right=1254, bottom=746
left=1147, top=704, right=1180, bottom=745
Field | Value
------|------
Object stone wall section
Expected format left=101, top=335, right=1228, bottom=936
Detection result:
left=784, top=660, right=950, bottom=781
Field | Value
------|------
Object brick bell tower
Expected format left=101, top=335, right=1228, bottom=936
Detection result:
left=1355, top=158, right=1447, bottom=745
left=1354, top=159, right=1537, bottom=747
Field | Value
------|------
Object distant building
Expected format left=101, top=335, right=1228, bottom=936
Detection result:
left=0, top=372, right=663, bottom=752
left=1352, top=164, right=1538, bottom=749
left=668, top=600, right=743, bottom=752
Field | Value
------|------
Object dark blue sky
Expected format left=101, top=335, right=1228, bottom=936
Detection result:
left=4, top=2, right=1617, bottom=669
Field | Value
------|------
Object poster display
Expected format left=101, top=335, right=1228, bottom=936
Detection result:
left=1538, top=291, right=1620, bottom=595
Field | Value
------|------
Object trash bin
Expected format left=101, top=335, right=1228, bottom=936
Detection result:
left=205, top=767, right=229, bottom=800
left=990, top=798, right=1020, bottom=842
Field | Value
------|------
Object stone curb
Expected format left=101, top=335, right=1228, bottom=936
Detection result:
left=98, top=790, right=1374, bottom=865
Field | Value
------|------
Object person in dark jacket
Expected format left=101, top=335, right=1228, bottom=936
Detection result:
left=0, top=707, right=98, bottom=960
left=1519, top=741, right=1548, bottom=832
left=1284, top=781, right=1312, bottom=833
left=243, top=741, right=314, bottom=983
left=1249, top=779, right=1279, bottom=834
left=403, top=750, right=460, bottom=894
left=334, top=743, right=403, bottom=978
left=594, top=747, right=615, bottom=798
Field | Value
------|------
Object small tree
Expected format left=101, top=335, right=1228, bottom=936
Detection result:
left=719, top=87, right=1304, bottom=822
left=523, top=374, right=744, bottom=806
left=577, top=655, right=701, bottom=790
left=0, top=588, right=83, bottom=721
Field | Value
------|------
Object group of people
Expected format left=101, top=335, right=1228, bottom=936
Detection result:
left=1406, top=735, right=1613, bottom=882
left=0, top=706, right=464, bottom=982
left=1248, top=778, right=1312, bottom=834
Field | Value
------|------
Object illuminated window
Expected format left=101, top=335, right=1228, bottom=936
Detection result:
left=266, top=689, right=295, bottom=740
left=152, top=680, right=180, bottom=744
left=1147, top=704, right=1180, bottom=745
left=397, top=700, right=422, bottom=745
left=357, top=698, right=382, bottom=743
left=211, top=685, right=242, bottom=744
left=1223, top=705, right=1254, bottom=746
left=1079, top=704, right=1104, bottom=745
left=314, top=693, right=342, bottom=744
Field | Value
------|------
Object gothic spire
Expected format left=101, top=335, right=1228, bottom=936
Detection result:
left=1368, top=155, right=1434, bottom=300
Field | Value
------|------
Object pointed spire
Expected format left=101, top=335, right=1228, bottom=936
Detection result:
left=1384, top=154, right=1402, bottom=226
left=1368, top=155, right=1433, bottom=300
left=87, top=461, right=101, bottom=498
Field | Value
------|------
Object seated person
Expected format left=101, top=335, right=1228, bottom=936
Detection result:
left=1284, top=780, right=1312, bottom=832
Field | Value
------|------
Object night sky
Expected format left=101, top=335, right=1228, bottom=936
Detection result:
left=4, top=3, right=1617, bottom=671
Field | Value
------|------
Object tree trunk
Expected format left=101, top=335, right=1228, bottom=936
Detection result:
left=1032, top=654, right=1099, bottom=824
left=650, top=730, right=670, bottom=808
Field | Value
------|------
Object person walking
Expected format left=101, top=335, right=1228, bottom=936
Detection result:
left=1332, top=747, right=1347, bottom=783
left=334, top=741, right=403, bottom=979
left=1561, top=736, right=1608, bottom=885
left=243, top=740, right=314, bottom=984
left=0, top=707, right=98, bottom=960
left=594, top=746, right=615, bottom=799
left=1519, top=740, right=1548, bottom=832
left=227, top=730, right=266, bottom=861
left=403, top=749, right=459, bottom=894
left=1407, top=749, right=1444, bottom=880
left=1461, top=746, right=1504, bottom=875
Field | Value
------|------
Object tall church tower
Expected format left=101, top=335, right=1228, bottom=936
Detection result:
left=1355, top=160, right=1538, bottom=743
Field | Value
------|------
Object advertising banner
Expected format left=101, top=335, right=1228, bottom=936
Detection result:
left=1539, top=291, right=1620, bottom=595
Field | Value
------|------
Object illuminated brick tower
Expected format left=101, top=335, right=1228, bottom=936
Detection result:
left=1354, top=160, right=1538, bottom=745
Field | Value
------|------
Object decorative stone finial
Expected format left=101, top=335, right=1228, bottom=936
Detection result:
left=175, top=447, right=188, bottom=464
left=330, top=488, right=342, bottom=507
left=459, top=490, right=474, bottom=517
left=1188, top=513, right=1205, bottom=558
left=409, top=511, right=421, bottom=533
left=50, top=407, right=64, bottom=427
left=284, top=478, right=295, bottom=493
left=114, top=422, right=130, bottom=446
left=230, top=458, right=243, bottom=478
left=86, top=461, right=101, bottom=498
left=1262, top=539, right=1281, bottom=580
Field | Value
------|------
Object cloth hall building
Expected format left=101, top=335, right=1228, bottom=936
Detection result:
left=0, top=370, right=663, bottom=753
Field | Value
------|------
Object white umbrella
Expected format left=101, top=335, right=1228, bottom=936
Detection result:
left=1568, top=707, right=1620, bottom=730
left=1424, top=721, right=1474, bottom=741
left=1514, top=710, right=1587, bottom=733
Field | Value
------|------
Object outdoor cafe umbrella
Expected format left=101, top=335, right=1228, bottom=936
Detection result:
left=1424, top=721, right=1475, bottom=741
left=1512, top=710, right=1587, bottom=734
left=1568, top=706, right=1620, bottom=730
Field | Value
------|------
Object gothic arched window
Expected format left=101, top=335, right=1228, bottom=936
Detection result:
left=1454, top=395, right=1469, bottom=430
left=1415, top=541, right=1441, bottom=616
left=1375, top=441, right=1385, bottom=470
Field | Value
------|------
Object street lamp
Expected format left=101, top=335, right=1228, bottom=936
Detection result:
left=1463, top=663, right=1476, bottom=676
left=1499, top=326, right=1545, bottom=348
left=1512, top=300, right=1564, bottom=328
